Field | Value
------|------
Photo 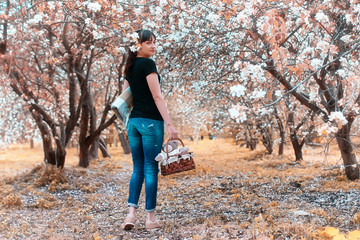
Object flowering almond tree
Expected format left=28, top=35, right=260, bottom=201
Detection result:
left=0, top=89, right=37, bottom=148
left=221, top=0, right=360, bottom=179
left=150, top=0, right=360, bottom=179
left=2, top=0, right=359, bottom=180
left=247, top=1, right=359, bottom=179
left=0, top=0, right=144, bottom=167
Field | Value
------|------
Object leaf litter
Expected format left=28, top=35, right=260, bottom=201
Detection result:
left=0, top=139, right=359, bottom=239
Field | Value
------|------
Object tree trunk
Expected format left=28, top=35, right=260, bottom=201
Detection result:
left=79, top=142, right=90, bottom=168
left=336, top=120, right=359, bottom=180
left=78, top=94, right=91, bottom=167
left=245, top=130, right=250, bottom=148
left=43, top=142, right=66, bottom=167
left=114, top=121, right=131, bottom=154
left=31, top=110, right=66, bottom=168
left=118, top=131, right=131, bottom=154
left=113, top=129, right=117, bottom=147
left=257, top=121, right=273, bottom=155
left=245, top=123, right=257, bottom=150
left=90, top=139, right=99, bottom=160
left=274, top=107, right=285, bottom=156
left=98, top=137, right=111, bottom=158
left=30, top=139, right=34, bottom=149
left=249, top=139, right=257, bottom=150
left=290, top=133, right=303, bottom=162
left=287, top=112, right=303, bottom=162
left=261, top=133, right=273, bottom=154
left=278, top=130, right=285, bottom=156
left=55, top=150, right=66, bottom=168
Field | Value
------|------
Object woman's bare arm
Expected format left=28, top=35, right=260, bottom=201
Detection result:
left=122, top=79, right=130, bottom=92
left=146, top=73, right=178, bottom=139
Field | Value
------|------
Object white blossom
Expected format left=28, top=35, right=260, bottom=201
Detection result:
left=155, top=6, right=163, bottom=15
left=237, top=111, right=247, bottom=122
left=47, top=1, right=56, bottom=10
left=336, top=69, right=347, bottom=78
left=130, top=45, right=140, bottom=52
left=234, top=61, right=241, bottom=70
left=228, top=108, right=240, bottom=119
left=256, top=16, right=269, bottom=35
left=240, top=67, right=250, bottom=80
left=318, top=123, right=338, bottom=135
left=127, top=32, right=139, bottom=42
left=329, top=111, right=348, bottom=126
left=310, top=58, right=323, bottom=69
left=309, top=91, right=317, bottom=102
left=206, top=13, right=220, bottom=24
left=228, top=106, right=247, bottom=123
left=84, top=18, right=91, bottom=25
left=230, top=85, right=246, bottom=97
left=252, top=89, right=266, bottom=99
left=87, top=2, right=101, bottom=12
left=112, top=4, right=123, bottom=11
left=28, top=14, right=43, bottom=24
left=178, top=18, right=185, bottom=29
left=92, top=30, right=104, bottom=39
left=134, top=7, right=143, bottom=15
left=159, top=0, right=168, bottom=7
left=315, top=11, right=329, bottom=24
left=315, top=41, right=330, bottom=51
left=142, top=19, right=156, bottom=29
left=341, top=35, right=353, bottom=43
left=156, top=45, right=164, bottom=53
left=353, top=2, right=360, bottom=13
left=257, top=107, right=270, bottom=116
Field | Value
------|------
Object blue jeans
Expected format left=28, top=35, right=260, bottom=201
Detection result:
left=127, top=118, right=164, bottom=212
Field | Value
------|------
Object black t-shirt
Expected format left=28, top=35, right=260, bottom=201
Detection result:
left=127, top=57, right=163, bottom=121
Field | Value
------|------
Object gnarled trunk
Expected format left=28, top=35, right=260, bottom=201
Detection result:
left=274, top=107, right=285, bottom=156
left=278, top=128, right=285, bottom=156
left=114, top=122, right=131, bottom=154
left=79, top=142, right=90, bottom=168
left=245, top=122, right=257, bottom=150
left=90, top=138, right=99, bottom=160
left=98, top=137, right=111, bottom=158
left=32, top=110, right=66, bottom=168
left=257, top=119, right=273, bottom=155
left=289, top=133, right=303, bottom=162
left=287, top=112, right=306, bottom=162
left=336, top=120, right=359, bottom=180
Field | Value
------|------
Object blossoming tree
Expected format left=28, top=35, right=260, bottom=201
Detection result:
left=150, top=0, right=360, bottom=179
left=1, top=0, right=360, bottom=180
left=0, top=0, right=139, bottom=167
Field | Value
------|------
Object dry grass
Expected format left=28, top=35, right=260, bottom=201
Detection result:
left=0, top=138, right=359, bottom=239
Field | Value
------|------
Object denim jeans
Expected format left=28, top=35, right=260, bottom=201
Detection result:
left=127, top=117, right=164, bottom=212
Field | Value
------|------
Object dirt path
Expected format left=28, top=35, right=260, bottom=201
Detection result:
left=1, top=139, right=359, bottom=239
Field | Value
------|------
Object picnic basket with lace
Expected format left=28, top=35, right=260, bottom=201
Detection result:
left=160, top=138, right=195, bottom=176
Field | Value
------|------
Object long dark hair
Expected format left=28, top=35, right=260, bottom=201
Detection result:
left=124, top=30, right=156, bottom=79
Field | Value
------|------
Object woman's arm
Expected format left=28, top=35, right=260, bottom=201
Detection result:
left=146, top=73, right=178, bottom=139
left=122, top=79, right=130, bottom=92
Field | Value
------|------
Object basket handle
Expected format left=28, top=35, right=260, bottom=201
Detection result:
left=165, top=138, right=185, bottom=159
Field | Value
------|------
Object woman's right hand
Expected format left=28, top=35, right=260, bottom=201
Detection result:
left=167, top=124, right=178, bottom=140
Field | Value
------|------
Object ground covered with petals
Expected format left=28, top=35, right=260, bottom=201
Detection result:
left=0, top=139, right=360, bottom=239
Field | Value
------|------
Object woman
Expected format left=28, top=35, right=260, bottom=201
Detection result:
left=121, top=30, right=178, bottom=230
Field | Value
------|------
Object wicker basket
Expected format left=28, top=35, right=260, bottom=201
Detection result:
left=160, top=138, right=195, bottom=176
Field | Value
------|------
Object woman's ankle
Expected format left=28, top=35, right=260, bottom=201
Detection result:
left=147, top=211, right=156, bottom=222
left=129, top=206, right=136, bottom=216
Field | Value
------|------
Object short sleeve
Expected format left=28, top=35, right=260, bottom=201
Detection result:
left=142, top=59, right=157, bottom=76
